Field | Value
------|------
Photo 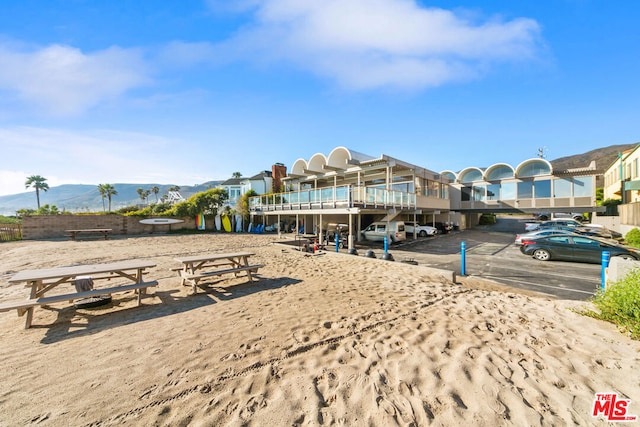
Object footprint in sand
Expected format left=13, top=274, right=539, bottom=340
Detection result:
left=481, top=384, right=506, bottom=415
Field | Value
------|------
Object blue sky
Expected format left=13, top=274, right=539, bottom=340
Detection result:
left=0, top=0, right=638, bottom=196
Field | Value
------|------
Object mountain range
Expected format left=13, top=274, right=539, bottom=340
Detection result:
left=0, top=182, right=222, bottom=216
left=1, top=143, right=637, bottom=216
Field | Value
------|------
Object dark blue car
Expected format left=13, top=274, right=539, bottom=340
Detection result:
left=520, top=234, right=639, bottom=263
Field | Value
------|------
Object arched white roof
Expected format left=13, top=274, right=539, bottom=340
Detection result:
left=485, top=163, right=515, bottom=180
left=458, top=167, right=485, bottom=183
left=291, top=158, right=308, bottom=176
left=327, top=146, right=352, bottom=168
left=307, top=153, right=327, bottom=173
left=440, top=170, right=458, bottom=181
left=515, top=158, right=553, bottom=178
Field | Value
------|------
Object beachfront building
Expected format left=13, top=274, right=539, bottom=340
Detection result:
left=444, top=158, right=600, bottom=216
left=603, top=144, right=640, bottom=203
left=248, top=146, right=602, bottom=251
left=248, top=147, right=453, bottom=249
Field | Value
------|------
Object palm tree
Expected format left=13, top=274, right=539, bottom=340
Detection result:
left=232, top=172, right=242, bottom=178
left=25, top=175, right=49, bottom=208
left=151, top=186, right=160, bottom=203
left=137, top=188, right=146, bottom=205
left=168, top=185, right=180, bottom=192
left=104, top=184, right=117, bottom=211
left=98, top=184, right=108, bottom=212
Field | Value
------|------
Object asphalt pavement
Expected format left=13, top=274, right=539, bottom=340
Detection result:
left=355, top=216, right=601, bottom=301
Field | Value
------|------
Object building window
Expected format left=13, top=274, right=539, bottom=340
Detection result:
left=501, top=182, right=516, bottom=200
left=574, top=176, right=593, bottom=197
left=461, top=186, right=472, bottom=201
left=473, top=185, right=486, bottom=201
left=487, top=183, right=500, bottom=200
left=534, top=180, right=551, bottom=198
left=554, top=179, right=572, bottom=197
left=518, top=181, right=533, bottom=198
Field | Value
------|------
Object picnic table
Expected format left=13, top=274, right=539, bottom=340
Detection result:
left=0, top=260, right=158, bottom=329
left=66, top=228, right=112, bottom=241
left=173, top=252, right=263, bottom=293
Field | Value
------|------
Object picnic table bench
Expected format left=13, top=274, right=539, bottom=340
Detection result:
left=0, top=260, right=157, bottom=329
left=66, top=228, right=112, bottom=241
left=173, top=252, right=263, bottom=293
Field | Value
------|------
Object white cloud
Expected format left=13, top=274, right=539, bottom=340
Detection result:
left=0, top=127, right=210, bottom=196
left=213, top=0, right=542, bottom=90
left=0, top=43, right=150, bottom=116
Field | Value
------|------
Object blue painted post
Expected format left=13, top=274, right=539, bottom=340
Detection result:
left=384, top=236, right=388, bottom=254
left=335, top=232, right=339, bottom=253
left=461, top=241, right=466, bottom=276
left=601, top=251, right=610, bottom=290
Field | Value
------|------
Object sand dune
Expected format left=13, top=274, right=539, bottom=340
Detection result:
left=0, top=234, right=638, bottom=426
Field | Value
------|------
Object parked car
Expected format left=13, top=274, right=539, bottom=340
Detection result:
left=324, top=224, right=348, bottom=248
left=514, top=229, right=577, bottom=246
left=534, top=212, right=586, bottom=222
left=525, top=218, right=582, bottom=232
left=519, top=234, right=640, bottom=263
left=434, top=222, right=453, bottom=234
left=360, top=221, right=406, bottom=243
left=404, top=221, right=437, bottom=237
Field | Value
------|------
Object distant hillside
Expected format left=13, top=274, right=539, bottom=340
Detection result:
left=0, top=182, right=222, bottom=215
left=550, top=143, right=637, bottom=172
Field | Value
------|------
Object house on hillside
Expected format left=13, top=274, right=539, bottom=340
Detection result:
left=219, top=164, right=287, bottom=208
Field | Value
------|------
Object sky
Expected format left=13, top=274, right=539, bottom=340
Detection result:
left=0, top=0, right=639, bottom=196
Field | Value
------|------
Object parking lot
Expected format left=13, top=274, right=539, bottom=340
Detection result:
left=355, top=216, right=602, bottom=301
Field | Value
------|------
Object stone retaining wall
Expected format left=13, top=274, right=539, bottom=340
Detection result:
left=22, top=215, right=195, bottom=239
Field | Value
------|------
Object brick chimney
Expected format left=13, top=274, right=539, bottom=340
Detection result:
left=272, top=163, right=287, bottom=192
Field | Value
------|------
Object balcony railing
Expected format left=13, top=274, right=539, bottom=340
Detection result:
left=249, top=185, right=416, bottom=212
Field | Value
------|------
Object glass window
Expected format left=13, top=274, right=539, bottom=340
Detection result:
left=460, top=169, right=483, bottom=183
left=487, top=183, right=500, bottom=200
left=554, top=179, right=572, bottom=197
left=518, top=181, right=533, bottom=198
left=501, top=182, right=516, bottom=199
left=519, top=161, right=551, bottom=177
left=461, top=186, right=472, bottom=201
left=574, top=176, right=593, bottom=197
left=573, top=236, right=598, bottom=246
left=486, top=165, right=514, bottom=180
left=534, top=180, right=551, bottom=198
left=473, top=185, right=486, bottom=201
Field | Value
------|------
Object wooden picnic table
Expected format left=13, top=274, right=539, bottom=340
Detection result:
left=66, top=228, right=112, bottom=241
left=173, top=252, right=263, bottom=293
left=1, top=260, right=157, bottom=329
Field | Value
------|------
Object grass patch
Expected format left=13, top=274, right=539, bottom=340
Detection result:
left=578, top=269, right=640, bottom=340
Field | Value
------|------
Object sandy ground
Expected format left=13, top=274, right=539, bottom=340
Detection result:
left=0, top=233, right=639, bottom=426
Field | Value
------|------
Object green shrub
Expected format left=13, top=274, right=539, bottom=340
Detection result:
left=579, top=269, right=640, bottom=340
left=478, top=214, right=496, bottom=225
left=624, top=228, right=640, bottom=248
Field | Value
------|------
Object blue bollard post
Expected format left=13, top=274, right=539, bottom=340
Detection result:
left=335, top=233, right=339, bottom=253
left=384, top=236, right=388, bottom=254
left=461, top=241, right=466, bottom=276
left=601, top=251, right=610, bottom=290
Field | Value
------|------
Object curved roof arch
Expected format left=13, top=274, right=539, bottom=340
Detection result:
left=515, top=158, right=553, bottom=178
left=291, top=159, right=308, bottom=176
left=485, top=163, right=515, bottom=181
left=458, top=167, right=485, bottom=183
left=440, top=170, right=457, bottom=181
left=327, top=146, right=352, bottom=169
left=307, top=153, right=328, bottom=173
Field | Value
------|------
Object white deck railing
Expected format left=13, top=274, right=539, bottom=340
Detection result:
left=249, top=185, right=416, bottom=212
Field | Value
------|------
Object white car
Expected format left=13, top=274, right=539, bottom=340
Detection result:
left=524, top=218, right=582, bottom=232
left=403, top=221, right=438, bottom=237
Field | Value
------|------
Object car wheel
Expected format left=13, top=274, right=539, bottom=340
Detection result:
left=533, top=249, right=551, bottom=261
left=419, top=230, right=427, bottom=237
